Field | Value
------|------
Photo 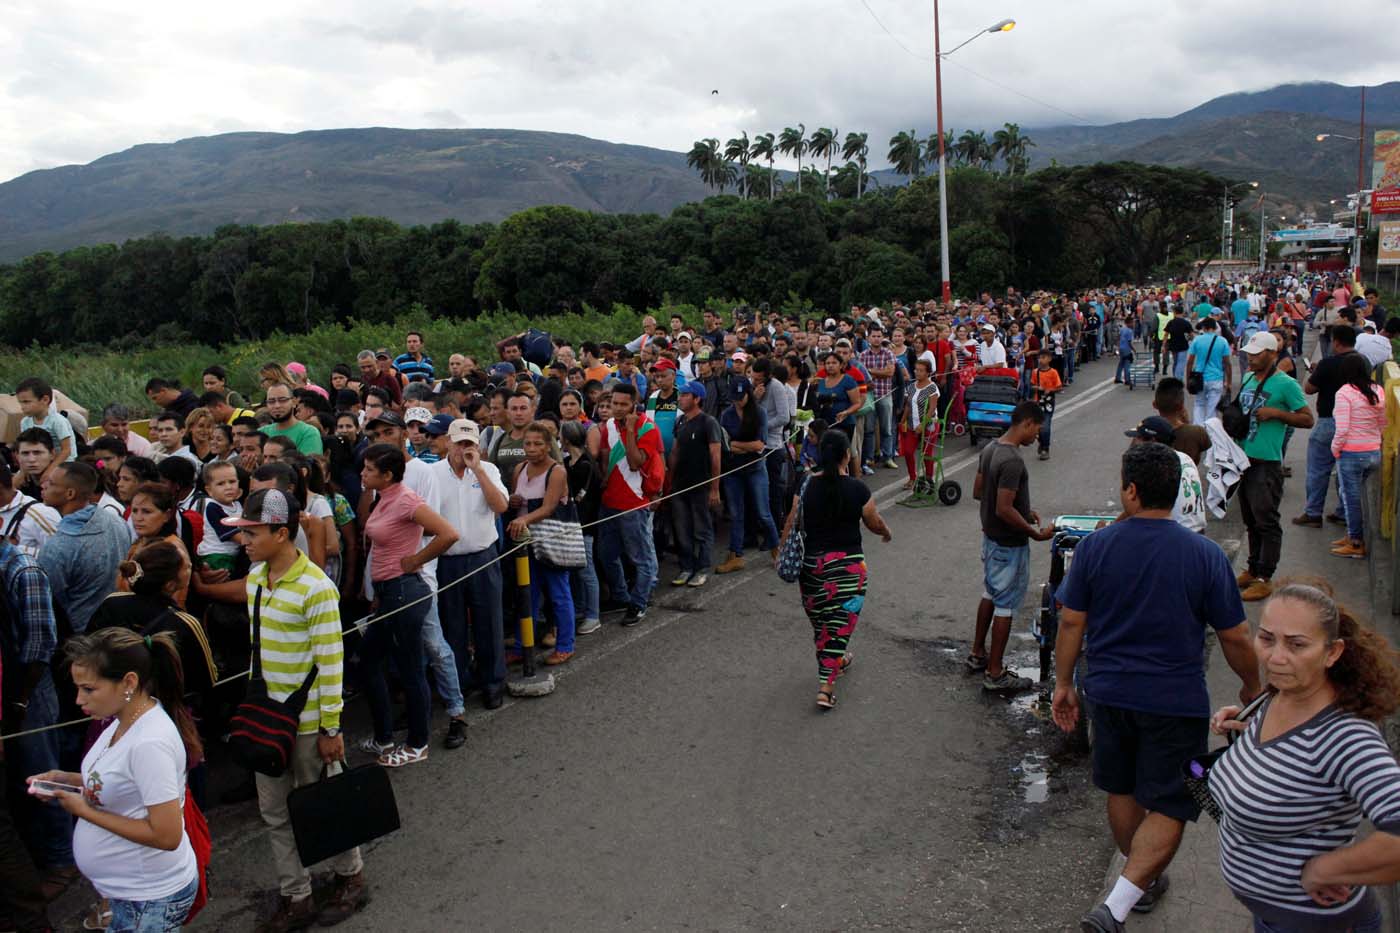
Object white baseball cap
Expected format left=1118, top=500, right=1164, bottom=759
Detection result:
left=404, top=406, right=432, bottom=425
left=1241, top=332, right=1279, bottom=355
left=448, top=418, right=481, bottom=445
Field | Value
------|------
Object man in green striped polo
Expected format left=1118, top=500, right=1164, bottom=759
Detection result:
left=228, top=489, right=369, bottom=931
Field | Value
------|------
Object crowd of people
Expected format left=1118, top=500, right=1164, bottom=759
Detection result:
left=0, top=267, right=1397, bottom=932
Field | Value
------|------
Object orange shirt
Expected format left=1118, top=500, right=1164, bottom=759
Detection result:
left=1030, top=366, right=1062, bottom=402
left=584, top=364, right=613, bottom=384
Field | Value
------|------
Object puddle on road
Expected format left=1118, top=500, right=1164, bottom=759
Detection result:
left=1016, top=752, right=1051, bottom=804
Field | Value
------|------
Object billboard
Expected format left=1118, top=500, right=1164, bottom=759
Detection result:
left=1379, top=221, right=1400, bottom=267
left=1269, top=225, right=1352, bottom=242
left=1375, top=130, right=1400, bottom=215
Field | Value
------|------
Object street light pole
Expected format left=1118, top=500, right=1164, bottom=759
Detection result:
left=1355, top=85, right=1366, bottom=283
left=933, top=12, right=1014, bottom=306
left=1258, top=193, right=1267, bottom=272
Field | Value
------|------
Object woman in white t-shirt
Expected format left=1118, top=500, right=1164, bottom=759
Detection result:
left=28, top=627, right=201, bottom=932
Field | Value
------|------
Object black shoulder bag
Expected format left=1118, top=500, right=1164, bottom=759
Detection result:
left=1185, top=335, right=1218, bottom=396
left=1219, top=363, right=1276, bottom=442
left=227, top=585, right=318, bottom=777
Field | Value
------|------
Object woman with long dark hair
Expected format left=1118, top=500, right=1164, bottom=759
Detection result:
left=28, top=628, right=202, bottom=931
left=776, top=429, right=891, bottom=710
left=1209, top=583, right=1400, bottom=932
left=1329, top=353, right=1384, bottom=559
left=122, top=483, right=193, bottom=607
left=715, top=379, right=781, bottom=574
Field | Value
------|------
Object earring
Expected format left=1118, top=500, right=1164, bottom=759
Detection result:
left=124, top=690, right=133, bottom=703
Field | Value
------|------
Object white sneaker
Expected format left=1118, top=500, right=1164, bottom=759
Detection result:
left=576, top=618, right=602, bottom=636
left=687, top=572, right=709, bottom=588
left=671, top=571, right=693, bottom=586
left=378, top=744, right=429, bottom=768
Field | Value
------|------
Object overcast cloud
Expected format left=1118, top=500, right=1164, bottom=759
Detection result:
left=1, top=0, right=1397, bottom=183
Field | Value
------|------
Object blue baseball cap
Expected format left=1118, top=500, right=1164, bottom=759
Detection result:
left=422, top=413, right=456, bottom=437
left=680, top=381, right=706, bottom=400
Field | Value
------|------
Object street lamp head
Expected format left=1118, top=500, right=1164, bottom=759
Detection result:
left=1316, top=134, right=1330, bottom=142
left=1249, top=181, right=1260, bottom=188
left=988, top=18, right=1015, bottom=32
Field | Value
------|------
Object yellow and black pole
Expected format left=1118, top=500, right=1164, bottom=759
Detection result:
left=507, top=541, right=556, bottom=698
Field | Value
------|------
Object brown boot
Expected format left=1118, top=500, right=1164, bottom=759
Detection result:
left=714, top=553, right=745, bottom=574
left=317, top=872, right=369, bottom=927
left=1235, top=569, right=1257, bottom=589
left=1241, top=579, right=1274, bottom=602
left=257, top=894, right=317, bottom=933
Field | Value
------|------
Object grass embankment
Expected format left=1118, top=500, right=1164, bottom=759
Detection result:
left=0, top=306, right=654, bottom=415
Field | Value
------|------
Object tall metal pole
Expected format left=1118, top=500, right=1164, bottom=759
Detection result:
left=934, top=0, right=951, bottom=305
left=1258, top=194, right=1267, bottom=272
left=1354, top=85, right=1367, bottom=283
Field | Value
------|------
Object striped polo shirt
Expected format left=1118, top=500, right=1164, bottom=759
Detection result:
left=245, top=552, right=345, bottom=734
left=1210, top=699, right=1400, bottom=929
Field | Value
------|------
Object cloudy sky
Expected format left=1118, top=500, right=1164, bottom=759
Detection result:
left=2, top=0, right=1397, bottom=183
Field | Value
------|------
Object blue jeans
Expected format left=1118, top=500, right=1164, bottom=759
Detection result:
left=1038, top=411, right=1053, bottom=452
left=598, top=506, right=657, bottom=610
left=1193, top=381, right=1224, bottom=427
left=1337, top=449, right=1380, bottom=542
left=437, top=547, right=505, bottom=698
left=4, top=671, right=73, bottom=869
left=1252, top=907, right=1381, bottom=932
left=1171, top=350, right=1187, bottom=379
left=420, top=594, right=464, bottom=718
left=981, top=536, right=1030, bottom=615
left=108, top=875, right=198, bottom=933
left=1304, top=417, right=1337, bottom=518
left=1116, top=352, right=1133, bottom=382
left=1065, top=345, right=1076, bottom=382
left=362, top=574, right=432, bottom=748
left=571, top=533, right=600, bottom=624
left=874, top=395, right=896, bottom=460
left=528, top=558, right=575, bottom=653
left=723, top=466, right=780, bottom=555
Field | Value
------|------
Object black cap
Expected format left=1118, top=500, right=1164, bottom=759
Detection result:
left=365, top=411, right=406, bottom=430
left=1124, top=416, right=1176, bottom=444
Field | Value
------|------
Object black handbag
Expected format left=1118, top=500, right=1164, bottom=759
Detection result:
left=227, top=586, right=318, bottom=777
left=1185, top=335, right=1218, bottom=395
left=1182, top=690, right=1271, bottom=822
left=1219, top=364, right=1276, bottom=441
left=288, top=763, right=400, bottom=866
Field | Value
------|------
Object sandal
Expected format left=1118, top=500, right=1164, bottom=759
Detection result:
left=84, top=901, right=112, bottom=931
left=838, top=654, right=853, bottom=677
left=816, top=686, right=837, bottom=710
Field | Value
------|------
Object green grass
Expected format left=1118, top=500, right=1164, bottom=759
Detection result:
left=0, top=303, right=664, bottom=415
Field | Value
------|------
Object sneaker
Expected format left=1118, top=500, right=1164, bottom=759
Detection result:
left=356, top=736, right=395, bottom=757
left=1241, top=579, right=1274, bottom=602
left=377, top=744, right=428, bottom=768
left=1079, top=903, right=1125, bottom=933
left=982, top=669, right=1033, bottom=693
left=687, top=572, right=709, bottom=588
left=1037, top=449, right=1049, bottom=461
left=715, top=553, right=746, bottom=574
left=543, top=650, right=574, bottom=665
left=861, top=464, right=876, bottom=476
left=443, top=718, right=468, bottom=750
left=576, top=618, right=602, bottom=636
left=317, top=871, right=369, bottom=927
left=671, top=571, right=693, bottom=586
left=1291, top=513, right=1323, bottom=527
left=1331, top=541, right=1366, bottom=559
left=1131, top=874, right=1169, bottom=914
left=257, top=893, right=318, bottom=933
left=621, top=605, right=646, bottom=627
left=882, top=459, right=899, bottom=470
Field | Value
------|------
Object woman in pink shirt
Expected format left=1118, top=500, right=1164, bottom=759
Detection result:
left=359, top=444, right=458, bottom=767
left=1330, top=354, right=1384, bottom=560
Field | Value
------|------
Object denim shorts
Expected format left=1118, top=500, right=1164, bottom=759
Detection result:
left=981, top=536, right=1030, bottom=614
left=108, top=875, right=198, bottom=933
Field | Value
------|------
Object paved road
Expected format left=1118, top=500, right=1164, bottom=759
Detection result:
left=64, top=352, right=1212, bottom=932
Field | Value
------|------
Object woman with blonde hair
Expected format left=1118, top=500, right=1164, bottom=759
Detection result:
left=1209, top=582, right=1400, bottom=932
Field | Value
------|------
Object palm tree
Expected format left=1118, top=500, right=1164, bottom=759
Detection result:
left=841, top=131, right=870, bottom=198
left=687, top=138, right=729, bottom=192
left=750, top=133, right=778, bottom=201
left=923, top=129, right=955, bottom=171
left=992, top=122, right=1035, bottom=176
left=832, top=161, right=876, bottom=199
left=955, top=129, right=993, bottom=170
left=808, top=127, right=838, bottom=199
left=744, top=163, right=775, bottom=199
left=887, top=130, right=923, bottom=179
left=724, top=132, right=752, bottom=199
left=778, top=125, right=808, bottom=193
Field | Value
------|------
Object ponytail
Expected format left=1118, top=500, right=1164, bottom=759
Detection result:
left=65, top=627, right=203, bottom=767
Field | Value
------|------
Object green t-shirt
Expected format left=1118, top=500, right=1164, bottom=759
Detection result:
left=1193, top=301, right=1215, bottom=320
left=260, top=420, right=324, bottom=455
left=1237, top=370, right=1307, bottom=462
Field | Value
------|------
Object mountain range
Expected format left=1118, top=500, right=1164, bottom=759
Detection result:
left=0, top=81, right=1396, bottom=263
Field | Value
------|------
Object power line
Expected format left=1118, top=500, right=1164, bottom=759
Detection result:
left=853, top=0, right=1095, bottom=126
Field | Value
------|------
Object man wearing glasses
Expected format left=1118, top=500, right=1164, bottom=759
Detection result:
left=260, top=382, right=324, bottom=455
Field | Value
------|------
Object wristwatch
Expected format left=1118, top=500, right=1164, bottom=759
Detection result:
left=319, top=727, right=340, bottom=738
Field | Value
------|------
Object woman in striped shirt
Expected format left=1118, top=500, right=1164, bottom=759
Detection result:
left=1209, top=582, right=1400, bottom=932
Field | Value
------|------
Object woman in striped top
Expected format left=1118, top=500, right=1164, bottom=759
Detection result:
left=1329, top=354, right=1385, bottom=560
left=1209, top=583, right=1400, bottom=932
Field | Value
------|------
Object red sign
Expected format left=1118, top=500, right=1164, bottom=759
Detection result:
left=1373, top=188, right=1400, bottom=214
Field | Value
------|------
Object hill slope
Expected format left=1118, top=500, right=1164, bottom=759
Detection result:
left=0, top=128, right=713, bottom=260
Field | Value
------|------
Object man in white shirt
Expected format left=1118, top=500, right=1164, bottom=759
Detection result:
left=430, top=419, right=510, bottom=710
left=976, top=324, right=1008, bottom=371
left=0, top=463, right=59, bottom=555
left=1355, top=320, right=1393, bottom=369
left=675, top=333, right=698, bottom=380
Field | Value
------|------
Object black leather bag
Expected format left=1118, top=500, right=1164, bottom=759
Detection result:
left=1185, top=335, right=1218, bottom=395
left=227, top=586, right=317, bottom=777
left=288, top=763, right=400, bottom=866
left=1219, top=364, right=1276, bottom=442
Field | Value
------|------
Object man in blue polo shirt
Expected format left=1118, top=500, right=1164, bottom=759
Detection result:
left=1185, top=317, right=1232, bottom=426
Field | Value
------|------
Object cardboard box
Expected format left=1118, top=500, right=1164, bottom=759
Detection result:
left=0, top=390, right=90, bottom=445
